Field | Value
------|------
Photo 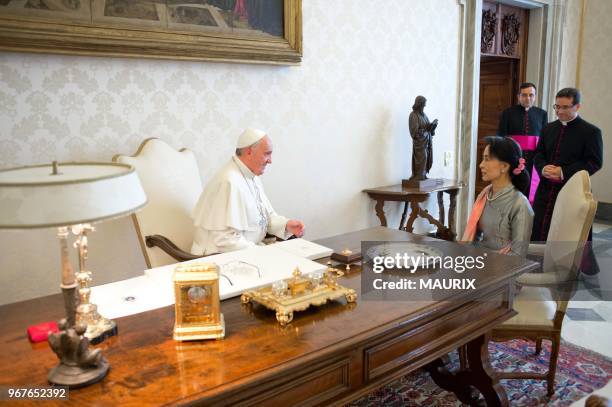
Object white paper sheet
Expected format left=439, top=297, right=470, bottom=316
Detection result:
left=272, top=238, right=333, bottom=260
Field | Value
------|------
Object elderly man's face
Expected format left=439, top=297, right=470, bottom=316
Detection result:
left=244, top=135, right=273, bottom=175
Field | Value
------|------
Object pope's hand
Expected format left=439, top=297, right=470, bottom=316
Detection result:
left=286, top=220, right=305, bottom=237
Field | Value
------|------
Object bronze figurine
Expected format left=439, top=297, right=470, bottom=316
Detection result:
left=47, top=319, right=109, bottom=388
left=407, top=96, right=438, bottom=184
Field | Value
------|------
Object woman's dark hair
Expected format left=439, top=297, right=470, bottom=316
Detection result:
left=484, top=136, right=530, bottom=196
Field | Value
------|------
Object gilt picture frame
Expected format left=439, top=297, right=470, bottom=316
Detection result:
left=0, top=0, right=302, bottom=65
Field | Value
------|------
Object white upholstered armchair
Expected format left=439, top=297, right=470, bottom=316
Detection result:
left=519, top=170, right=597, bottom=285
left=113, top=138, right=204, bottom=268
left=492, top=170, right=597, bottom=396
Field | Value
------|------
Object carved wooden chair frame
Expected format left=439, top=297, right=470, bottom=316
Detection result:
left=112, top=138, right=203, bottom=268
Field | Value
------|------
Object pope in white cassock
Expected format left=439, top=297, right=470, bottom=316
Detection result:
left=191, top=128, right=305, bottom=254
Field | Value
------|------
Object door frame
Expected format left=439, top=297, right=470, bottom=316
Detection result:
left=454, top=0, right=564, bottom=235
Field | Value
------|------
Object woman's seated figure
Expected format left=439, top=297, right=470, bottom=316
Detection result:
left=463, top=136, right=534, bottom=256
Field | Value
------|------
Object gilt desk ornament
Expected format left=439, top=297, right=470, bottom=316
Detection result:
left=173, top=263, right=225, bottom=341
left=403, top=95, right=443, bottom=189
left=0, top=161, right=147, bottom=388
left=241, top=266, right=357, bottom=326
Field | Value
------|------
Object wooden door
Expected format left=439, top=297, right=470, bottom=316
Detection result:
left=475, top=57, right=518, bottom=196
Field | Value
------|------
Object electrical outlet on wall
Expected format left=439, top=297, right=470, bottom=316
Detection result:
left=444, top=151, right=452, bottom=167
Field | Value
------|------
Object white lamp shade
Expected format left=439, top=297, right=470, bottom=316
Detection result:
left=0, top=162, right=148, bottom=228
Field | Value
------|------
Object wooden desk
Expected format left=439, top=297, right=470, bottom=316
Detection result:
left=363, top=180, right=463, bottom=241
left=0, top=227, right=536, bottom=406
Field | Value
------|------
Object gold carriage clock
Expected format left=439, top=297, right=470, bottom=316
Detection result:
left=173, top=263, right=225, bottom=341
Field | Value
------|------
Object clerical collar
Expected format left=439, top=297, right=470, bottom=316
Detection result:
left=232, top=156, right=256, bottom=180
left=560, top=115, right=578, bottom=126
left=517, top=104, right=530, bottom=111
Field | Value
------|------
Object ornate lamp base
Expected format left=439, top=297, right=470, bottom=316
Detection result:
left=75, top=267, right=118, bottom=345
left=85, top=318, right=119, bottom=345
left=87, top=318, right=118, bottom=345
left=76, top=303, right=118, bottom=345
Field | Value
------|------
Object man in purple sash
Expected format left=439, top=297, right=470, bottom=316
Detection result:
left=498, top=82, right=548, bottom=200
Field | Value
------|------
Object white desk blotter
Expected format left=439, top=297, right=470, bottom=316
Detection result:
left=145, top=244, right=328, bottom=301
left=90, top=275, right=174, bottom=319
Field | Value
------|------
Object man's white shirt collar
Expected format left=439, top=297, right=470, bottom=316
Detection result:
left=560, top=115, right=578, bottom=126
left=233, top=155, right=256, bottom=180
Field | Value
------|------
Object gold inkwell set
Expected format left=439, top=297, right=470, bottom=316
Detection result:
left=241, top=266, right=357, bottom=326
left=173, top=263, right=225, bottom=341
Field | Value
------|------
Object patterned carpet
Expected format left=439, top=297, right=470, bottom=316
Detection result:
left=350, top=339, right=612, bottom=406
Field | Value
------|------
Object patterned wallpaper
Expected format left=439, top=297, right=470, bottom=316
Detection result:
left=0, top=0, right=461, bottom=303
left=579, top=0, right=611, bottom=202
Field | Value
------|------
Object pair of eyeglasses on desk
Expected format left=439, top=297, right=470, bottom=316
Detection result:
left=219, top=261, right=262, bottom=286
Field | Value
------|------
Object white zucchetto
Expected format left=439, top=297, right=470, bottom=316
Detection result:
left=237, top=128, right=267, bottom=149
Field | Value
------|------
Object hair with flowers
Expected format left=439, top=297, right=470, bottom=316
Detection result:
left=513, top=158, right=526, bottom=175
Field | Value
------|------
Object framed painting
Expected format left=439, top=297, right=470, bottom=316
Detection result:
left=0, top=0, right=302, bottom=64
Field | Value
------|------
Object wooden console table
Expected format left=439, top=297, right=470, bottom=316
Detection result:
left=0, top=227, right=535, bottom=406
left=364, top=180, right=463, bottom=241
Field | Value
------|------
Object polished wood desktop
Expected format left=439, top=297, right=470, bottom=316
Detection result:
left=0, top=227, right=536, bottom=406
left=363, top=180, right=463, bottom=241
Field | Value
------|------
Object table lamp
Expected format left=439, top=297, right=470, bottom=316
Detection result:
left=0, top=161, right=147, bottom=388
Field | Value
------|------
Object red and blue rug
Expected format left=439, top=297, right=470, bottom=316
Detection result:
left=350, top=339, right=612, bottom=406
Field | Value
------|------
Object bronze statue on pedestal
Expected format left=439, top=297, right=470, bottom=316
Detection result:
left=404, top=96, right=440, bottom=189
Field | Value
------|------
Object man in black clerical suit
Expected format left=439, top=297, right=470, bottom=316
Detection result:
left=531, top=88, right=603, bottom=273
left=498, top=82, right=548, bottom=197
